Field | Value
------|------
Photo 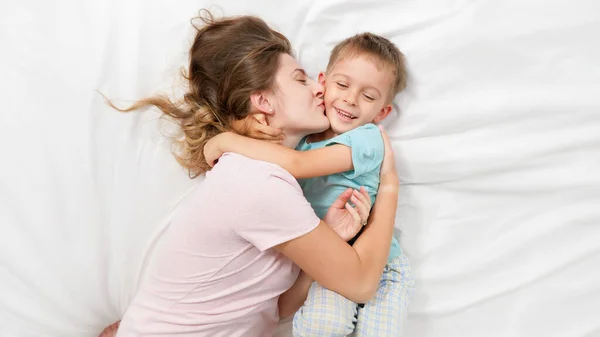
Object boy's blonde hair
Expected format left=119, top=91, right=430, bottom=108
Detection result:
left=326, top=32, right=407, bottom=103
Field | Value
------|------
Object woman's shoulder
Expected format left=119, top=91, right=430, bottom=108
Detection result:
left=210, top=153, right=301, bottom=191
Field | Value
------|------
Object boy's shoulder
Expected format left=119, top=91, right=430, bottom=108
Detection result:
left=333, top=123, right=384, bottom=176
left=297, top=123, right=382, bottom=152
left=342, top=123, right=380, bottom=138
left=335, top=123, right=383, bottom=148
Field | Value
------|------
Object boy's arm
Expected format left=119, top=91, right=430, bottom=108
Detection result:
left=206, top=132, right=353, bottom=179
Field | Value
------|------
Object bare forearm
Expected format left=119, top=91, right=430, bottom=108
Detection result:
left=278, top=271, right=313, bottom=318
left=306, top=185, right=398, bottom=303
left=221, top=132, right=299, bottom=169
left=218, top=133, right=353, bottom=179
left=274, top=178, right=399, bottom=304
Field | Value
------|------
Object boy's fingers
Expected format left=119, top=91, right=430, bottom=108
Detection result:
left=256, top=123, right=283, bottom=137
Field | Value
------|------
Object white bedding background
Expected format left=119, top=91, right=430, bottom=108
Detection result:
left=1, top=0, right=599, bottom=336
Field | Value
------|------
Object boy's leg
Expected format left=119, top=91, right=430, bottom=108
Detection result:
left=354, top=254, right=415, bottom=337
left=293, top=281, right=358, bottom=337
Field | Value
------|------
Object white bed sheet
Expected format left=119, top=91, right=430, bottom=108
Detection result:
left=1, top=0, right=599, bottom=336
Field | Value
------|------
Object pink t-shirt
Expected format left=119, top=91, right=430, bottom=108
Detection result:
left=116, top=153, right=320, bottom=337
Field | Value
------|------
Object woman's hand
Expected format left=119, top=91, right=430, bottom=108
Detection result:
left=378, top=125, right=399, bottom=192
left=323, top=187, right=372, bottom=241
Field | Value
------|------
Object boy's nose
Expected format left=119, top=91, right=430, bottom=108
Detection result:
left=344, top=94, right=357, bottom=106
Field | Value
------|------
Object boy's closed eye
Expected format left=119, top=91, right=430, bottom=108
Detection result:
left=363, top=94, right=375, bottom=101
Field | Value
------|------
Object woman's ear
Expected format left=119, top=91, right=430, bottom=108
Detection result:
left=250, top=91, right=275, bottom=116
left=373, top=104, right=393, bottom=123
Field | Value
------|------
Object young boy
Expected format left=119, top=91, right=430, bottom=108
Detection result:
left=206, top=33, right=414, bottom=336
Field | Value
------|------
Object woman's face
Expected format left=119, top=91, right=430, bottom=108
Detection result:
left=269, top=54, right=330, bottom=138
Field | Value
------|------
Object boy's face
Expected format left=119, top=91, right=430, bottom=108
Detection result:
left=319, top=54, right=393, bottom=135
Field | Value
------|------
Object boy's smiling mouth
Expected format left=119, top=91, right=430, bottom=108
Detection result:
left=334, top=107, right=357, bottom=120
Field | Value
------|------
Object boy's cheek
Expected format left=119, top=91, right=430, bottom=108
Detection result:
left=325, top=84, right=337, bottom=96
left=323, top=86, right=338, bottom=103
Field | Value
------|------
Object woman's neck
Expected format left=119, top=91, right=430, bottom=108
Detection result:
left=282, top=133, right=305, bottom=149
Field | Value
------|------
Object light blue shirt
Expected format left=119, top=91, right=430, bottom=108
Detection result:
left=297, top=123, right=401, bottom=262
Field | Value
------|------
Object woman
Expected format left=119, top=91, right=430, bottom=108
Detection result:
left=102, top=12, right=399, bottom=337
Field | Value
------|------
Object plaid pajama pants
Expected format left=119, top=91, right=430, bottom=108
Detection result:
left=292, top=253, right=415, bottom=337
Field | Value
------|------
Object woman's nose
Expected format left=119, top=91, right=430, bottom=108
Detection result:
left=312, top=81, right=325, bottom=99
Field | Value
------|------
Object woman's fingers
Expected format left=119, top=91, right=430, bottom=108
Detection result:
left=351, top=191, right=370, bottom=222
left=344, top=202, right=361, bottom=224
left=330, top=188, right=353, bottom=210
left=353, top=187, right=371, bottom=210
left=343, top=203, right=363, bottom=241
left=359, top=186, right=370, bottom=203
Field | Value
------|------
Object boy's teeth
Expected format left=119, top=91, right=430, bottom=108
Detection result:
left=336, top=108, right=353, bottom=119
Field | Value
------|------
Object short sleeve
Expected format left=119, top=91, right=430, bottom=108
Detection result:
left=325, top=123, right=384, bottom=179
left=234, top=165, right=321, bottom=251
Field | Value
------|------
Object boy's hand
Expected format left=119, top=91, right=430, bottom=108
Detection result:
left=323, top=187, right=372, bottom=241
left=204, top=132, right=231, bottom=167
left=378, top=125, right=399, bottom=191
left=231, top=116, right=284, bottom=144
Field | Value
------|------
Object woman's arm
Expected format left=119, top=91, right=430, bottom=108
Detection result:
left=277, top=271, right=313, bottom=318
left=275, top=188, right=396, bottom=303
left=277, top=187, right=372, bottom=316
left=204, top=132, right=353, bottom=179
left=276, top=126, right=399, bottom=303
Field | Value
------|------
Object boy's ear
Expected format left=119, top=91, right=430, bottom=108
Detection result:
left=249, top=91, right=275, bottom=116
left=373, top=104, right=393, bottom=123
left=318, top=72, right=327, bottom=86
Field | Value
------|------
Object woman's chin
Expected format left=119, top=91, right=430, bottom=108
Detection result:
left=311, top=118, right=330, bottom=134
left=317, top=122, right=331, bottom=133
